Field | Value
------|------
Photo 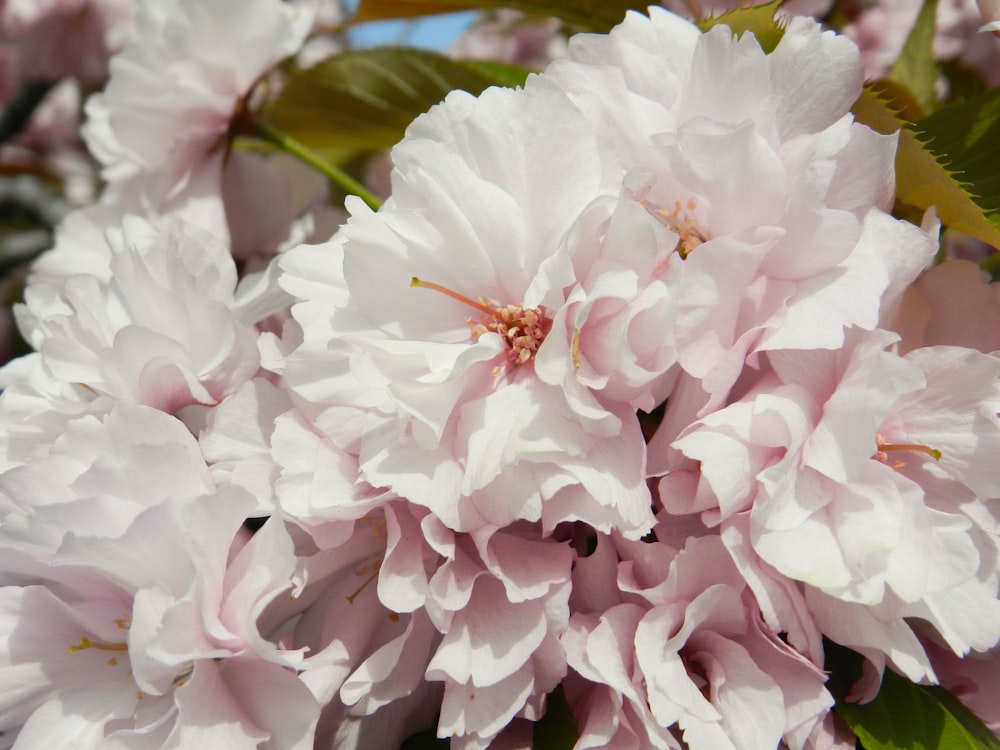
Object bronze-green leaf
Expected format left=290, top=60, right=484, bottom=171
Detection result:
left=888, top=0, right=938, bottom=116
left=260, top=47, right=532, bottom=157
left=852, top=85, right=1000, bottom=250
left=353, top=0, right=650, bottom=32
left=696, top=0, right=785, bottom=52
left=912, top=86, right=1000, bottom=237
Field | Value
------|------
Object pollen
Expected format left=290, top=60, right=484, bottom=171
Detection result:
left=411, top=277, right=552, bottom=374
left=640, top=197, right=707, bottom=259
left=873, top=433, right=942, bottom=469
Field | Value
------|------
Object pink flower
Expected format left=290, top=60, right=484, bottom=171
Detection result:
left=564, top=533, right=835, bottom=749
left=450, top=9, right=568, bottom=69
left=0, top=489, right=323, bottom=749
left=370, top=502, right=574, bottom=747
left=889, top=260, right=1000, bottom=353
left=281, top=78, right=661, bottom=538
left=0, top=401, right=216, bottom=567
left=82, top=0, right=313, bottom=204
left=0, top=0, right=133, bottom=84
left=546, top=10, right=916, bottom=404
left=665, top=329, right=1000, bottom=687
left=16, top=216, right=260, bottom=413
left=845, top=0, right=1000, bottom=86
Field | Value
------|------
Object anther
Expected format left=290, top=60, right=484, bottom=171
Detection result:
left=639, top=197, right=707, bottom=258
left=411, top=276, right=551, bottom=371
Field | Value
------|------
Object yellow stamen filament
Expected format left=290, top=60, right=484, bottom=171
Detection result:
left=411, top=276, right=551, bottom=373
left=571, top=329, right=582, bottom=371
left=68, top=636, right=128, bottom=655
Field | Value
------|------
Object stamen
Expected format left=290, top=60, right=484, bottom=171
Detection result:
left=571, top=329, right=582, bottom=371
left=68, top=636, right=128, bottom=655
left=411, top=276, right=552, bottom=372
left=639, top=198, right=708, bottom=258
left=359, top=512, right=388, bottom=537
left=873, top=433, right=942, bottom=469
left=170, top=664, right=195, bottom=689
left=346, top=560, right=382, bottom=604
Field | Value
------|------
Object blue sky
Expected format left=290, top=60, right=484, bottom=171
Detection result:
left=341, top=1, right=479, bottom=50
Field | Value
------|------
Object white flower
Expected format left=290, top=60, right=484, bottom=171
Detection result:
left=82, top=0, right=313, bottom=202
left=17, top=216, right=260, bottom=413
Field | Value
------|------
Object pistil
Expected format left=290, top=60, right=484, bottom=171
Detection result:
left=873, top=433, right=942, bottom=469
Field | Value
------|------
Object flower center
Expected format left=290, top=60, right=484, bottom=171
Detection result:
left=873, top=433, right=942, bottom=469
left=640, top=197, right=707, bottom=259
left=411, top=277, right=552, bottom=374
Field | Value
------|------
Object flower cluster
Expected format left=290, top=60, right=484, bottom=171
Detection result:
left=2, top=1, right=1000, bottom=749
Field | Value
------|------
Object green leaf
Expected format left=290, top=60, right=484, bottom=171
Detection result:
left=912, top=87, right=1000, bottom=240
left=836, top=667, right=1000, bottom=750
left=532, top=685, right=578, bottom=750
left=888, top=0, right=939, bottom=116
left=260, top=47, right=532, bottom=157
left=459, top=58, right=534, bottom=87
left=353, top=0, right=650, bottom=32
left=925, top=686, right=1000, bottom=750
left=696, top=0, right=785, bottom=53
left=939, top=60, right=988, bottom=105
left=851, top=85, right=1000, bottom=250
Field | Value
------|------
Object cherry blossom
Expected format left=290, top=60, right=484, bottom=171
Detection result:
left=665, top=328, right=1000, bottom=689
left=15, top=216, right=260, bottom=413
left=82, top=0, right=313, bottom=207
left=280, top=77, right=662, bottom=539
left=1, top=2, right=999, bottom=747
left=564, top=532, right=836, bottom=750
left=0, top=0, right=133, bottom=85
